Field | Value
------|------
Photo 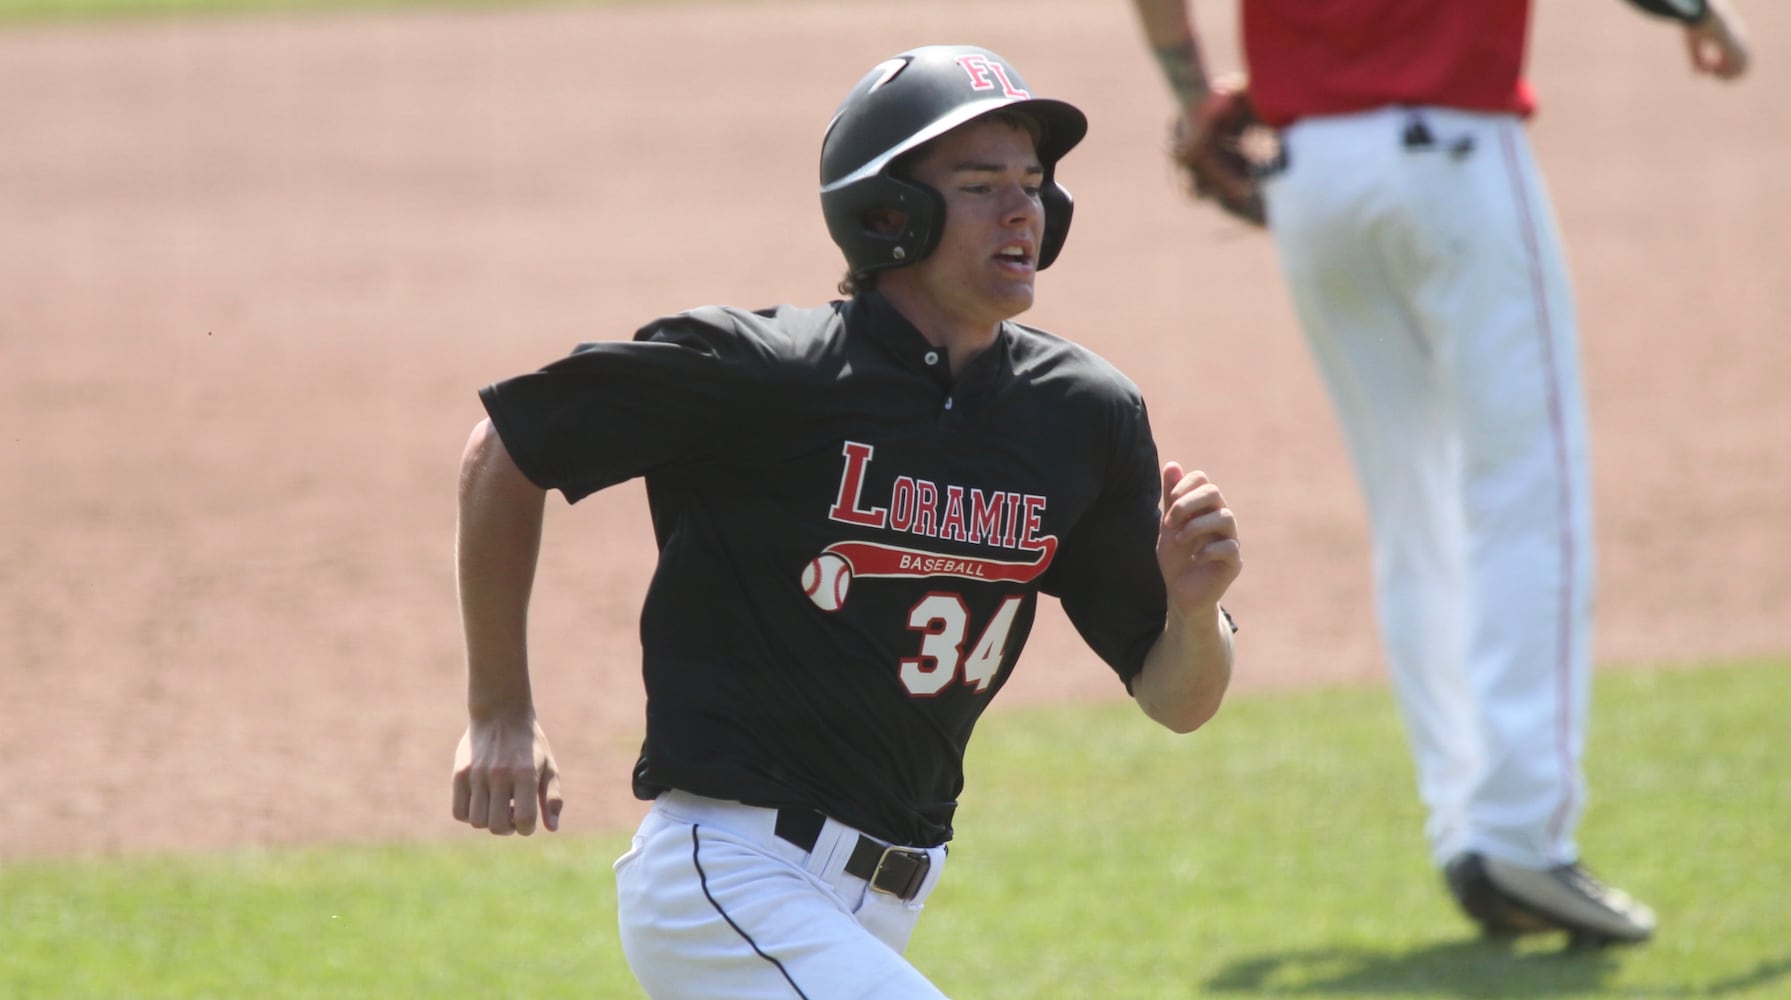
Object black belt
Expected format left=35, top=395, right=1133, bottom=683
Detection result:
left=773, top=808, right=931, bottom=902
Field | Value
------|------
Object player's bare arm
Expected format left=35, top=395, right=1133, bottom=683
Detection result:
left=1132, top=0, right=1267, bottom=228
left=1131, top=461, right=1240, bottom=734
left=450, top=418, right=564, bottom=836
left=1132, top=0, right=1212, bottom=114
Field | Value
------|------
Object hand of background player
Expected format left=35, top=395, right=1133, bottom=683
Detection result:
left=1686, top=0, right=1748, bottom=80
left=451, top=714, right=564, bottom=836
left=1155, top=462, right=1242, bottom=617
left=1169, top=80, right=1268, bottom=227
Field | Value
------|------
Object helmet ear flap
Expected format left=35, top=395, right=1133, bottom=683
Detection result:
left=820, top=46, right=1087, bottom=281
left=823, top=175, right=946, bottom=277
left=1037, top=180, right=1074, bottom=270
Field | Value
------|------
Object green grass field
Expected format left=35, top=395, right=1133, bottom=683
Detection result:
left=4, top=660, right=1786, bottom=999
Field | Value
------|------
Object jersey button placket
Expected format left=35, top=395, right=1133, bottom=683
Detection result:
left=922, top=350, right=955, bottom=423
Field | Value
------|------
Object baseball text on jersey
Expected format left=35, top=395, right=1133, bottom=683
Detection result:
left=822, top=539, right=1053, bottom=584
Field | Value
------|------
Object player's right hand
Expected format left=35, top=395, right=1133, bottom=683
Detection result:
left=451, top=715, right=564, bottom=836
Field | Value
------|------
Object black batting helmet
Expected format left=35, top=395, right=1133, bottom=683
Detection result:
left=819, top=45, right=1088, bottom=280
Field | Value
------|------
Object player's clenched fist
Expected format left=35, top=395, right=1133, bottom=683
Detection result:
left=1130, top=460, right=1240, bottom=734
left=1156, top=461, right=1242, bottom=614
left=451, top=715, right=564, bottom=836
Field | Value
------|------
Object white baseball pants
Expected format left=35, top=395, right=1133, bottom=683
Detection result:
left=614, top=790, right=951, bottom=999
left=1263, top=106, right=1595, bottom=871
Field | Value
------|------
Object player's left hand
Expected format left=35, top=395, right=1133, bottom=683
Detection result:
left=1155, top=462, right=1242, bottom=616
left=1170, top=80, right=1270, bottom=227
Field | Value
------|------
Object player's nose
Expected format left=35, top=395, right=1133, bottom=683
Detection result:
left=999, top=190, right=1041, bottom=234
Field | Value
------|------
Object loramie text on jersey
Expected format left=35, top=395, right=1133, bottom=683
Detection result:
left=826, top=440, right=1052, bottom=556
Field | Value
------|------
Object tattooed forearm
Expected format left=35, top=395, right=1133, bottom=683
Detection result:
left=1152, top=37, right=1211, bottom=106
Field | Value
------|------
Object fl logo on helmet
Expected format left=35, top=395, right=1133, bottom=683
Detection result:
left=954, top=53, right=1030, bottom=99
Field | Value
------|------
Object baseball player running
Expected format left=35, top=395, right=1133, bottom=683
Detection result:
left=450, top=45, right=1242, bottom=998
left=1131, top=0, right=1747, bottom=949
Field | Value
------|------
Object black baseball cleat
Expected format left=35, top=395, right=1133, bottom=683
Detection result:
left=1444, top=852, right=1657, bottom=947
left=1444, top=852, right=1561, bottom=939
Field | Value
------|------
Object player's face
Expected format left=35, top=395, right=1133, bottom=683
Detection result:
left=900, top=117, right=1046, bottom=331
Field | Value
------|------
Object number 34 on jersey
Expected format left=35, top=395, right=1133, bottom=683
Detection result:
left=809, top=440, right=1058, bottom=699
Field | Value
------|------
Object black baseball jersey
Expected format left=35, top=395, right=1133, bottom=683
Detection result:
left=479, top=291, right=1170, bottom=847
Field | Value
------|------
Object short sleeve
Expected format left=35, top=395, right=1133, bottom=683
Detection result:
left=1046, top=394, right=1170, bottom=687
left=478, top=310, right=775, bottom=502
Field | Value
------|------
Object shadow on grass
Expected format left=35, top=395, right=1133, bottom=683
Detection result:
left=1205, top=939, right=1791, bottom=997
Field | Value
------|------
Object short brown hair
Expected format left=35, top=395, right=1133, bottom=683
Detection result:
left=839, top=269, right=878, bottom=297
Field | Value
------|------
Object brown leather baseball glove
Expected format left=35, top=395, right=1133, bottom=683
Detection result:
left=1171, top=87, right=1271, bottom=227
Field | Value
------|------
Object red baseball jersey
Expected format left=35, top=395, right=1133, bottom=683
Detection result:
left=1243, top=0, right=1537, bottom=127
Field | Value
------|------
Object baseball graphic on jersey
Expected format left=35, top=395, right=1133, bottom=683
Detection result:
left=802, top=553, right=853, bottom=611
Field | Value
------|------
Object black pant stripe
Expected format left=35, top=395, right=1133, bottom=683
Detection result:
left=690, top=825, right=811, bottom=1000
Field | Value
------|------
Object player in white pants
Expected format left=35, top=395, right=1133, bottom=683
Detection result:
left=1267, top=107, right=1594, bottom=873
left=451, top=43, right=1243, bottom=998
left=614, top=792, right=950, bottom=999
left=1132, top=0, right=1749, bottom=946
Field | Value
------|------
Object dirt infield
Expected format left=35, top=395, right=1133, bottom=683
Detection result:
left=1, top=1, right=1785, bottom=862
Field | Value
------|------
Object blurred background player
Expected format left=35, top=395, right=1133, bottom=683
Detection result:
left=449, top=45, right=1241, bottom=997
left=1129, top=0, right=1747, bottom=947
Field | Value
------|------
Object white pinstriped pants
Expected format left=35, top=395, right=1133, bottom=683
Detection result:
left=614, top=791, right=950, bottom=999
left=1264, top=106, right=1595, bottom=871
